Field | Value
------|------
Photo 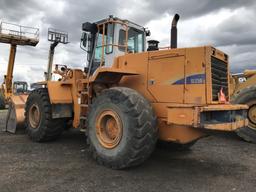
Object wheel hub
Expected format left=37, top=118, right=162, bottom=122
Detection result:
left=29, top=104, right=41, bottom=129
left=96, top=110, right=123, bottom=149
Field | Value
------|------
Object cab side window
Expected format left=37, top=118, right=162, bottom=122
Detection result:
left=106, top=23, right=114, bottom=54
left=118, top=29, right=126, bottom=52
left=118, top=28, right=144, bottom=53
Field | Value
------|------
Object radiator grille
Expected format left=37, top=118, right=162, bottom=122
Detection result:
left=211, top=56, right=228, bottom=101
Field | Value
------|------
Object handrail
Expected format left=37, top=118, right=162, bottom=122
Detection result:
left=0, top=21, right=39, bottom=40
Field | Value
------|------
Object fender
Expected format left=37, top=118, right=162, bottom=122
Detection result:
left=89, top=67, right=139, bottom=84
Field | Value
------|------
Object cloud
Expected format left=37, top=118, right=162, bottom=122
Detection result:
left=117, top=0, right=256, bottom=25
left=0, top=0, right=256, bottom=84
left=0, top=0, right=41, bottom=22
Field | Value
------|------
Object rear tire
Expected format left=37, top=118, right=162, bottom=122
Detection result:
left=25, top=88, right=65, bottom=142
left=87, top=87, right=158, bottom=169
left=0, top=92, right=5, bottom=109
left=231, top=85, right=256, bottom=143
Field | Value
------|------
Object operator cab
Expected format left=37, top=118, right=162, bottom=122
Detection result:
left=81, top=16, right=150, bottom=74
left=13, top=81, right=28, bottom=94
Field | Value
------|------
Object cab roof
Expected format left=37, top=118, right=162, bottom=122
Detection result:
left=94, top=16, right=145, bottom=31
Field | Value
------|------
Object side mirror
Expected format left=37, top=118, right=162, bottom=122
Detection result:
left=146, top=29, right=151, bottom=37
left=81, top=32, right=88, bottom=48
left=82, top=22, right=98, bottom=34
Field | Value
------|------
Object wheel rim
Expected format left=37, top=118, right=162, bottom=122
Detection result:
left=248, top=104, right=256, bottom=129
left=95, top=110, right=123, bottom=149
left=29, top=104, right=41, bottom=129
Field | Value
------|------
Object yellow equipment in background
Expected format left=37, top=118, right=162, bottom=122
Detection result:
left=0, top=21, right=39, bottom=132
left=231, top=69, right=256, bottom=143
left=0, top=81, right=29, bottom=109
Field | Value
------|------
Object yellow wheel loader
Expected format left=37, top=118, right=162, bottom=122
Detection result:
left=0, top=21, right=39, bottom=132
left=24, top=14, right=248, bottom=169
left=231, top=70, right=256, bottom=143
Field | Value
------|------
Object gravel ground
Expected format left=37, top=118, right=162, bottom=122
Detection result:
left=0, top=109, right=255, bottom=192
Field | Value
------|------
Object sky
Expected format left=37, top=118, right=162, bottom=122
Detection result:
left=0, top=0, right=256, bottom=85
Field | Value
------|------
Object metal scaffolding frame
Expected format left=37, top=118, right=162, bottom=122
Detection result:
left=0, top=22, right=39, bottom=46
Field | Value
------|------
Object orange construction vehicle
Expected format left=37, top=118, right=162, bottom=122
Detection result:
left=24, top=14, right=248, bottom=169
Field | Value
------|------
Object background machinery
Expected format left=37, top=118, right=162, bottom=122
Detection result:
left=45, top=28, right=69, bottom=81
left=24, top=14, right=248, bottom=169
left=0, top=21, right=39, bottom=132
left=12, top=81, right=29, bottom=95
left=0, top=81, right=29, bottom=109
left=231, top=69, right=256, bottom=143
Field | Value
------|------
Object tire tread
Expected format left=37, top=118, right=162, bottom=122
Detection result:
left=87, top=87, right=158, bottom=169
left=25, top=88, right=64, bottom=142
left=231, top=85, right=256, bottom=143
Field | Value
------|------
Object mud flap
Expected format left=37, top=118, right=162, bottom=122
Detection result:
left=3, top=95, right=28, bottom=133
left=5, top=103, right=18, bottom=133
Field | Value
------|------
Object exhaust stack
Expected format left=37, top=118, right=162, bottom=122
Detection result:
left=171, top=14, right=180, bottom=49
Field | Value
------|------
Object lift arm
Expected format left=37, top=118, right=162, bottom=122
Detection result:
left=0, top=21, right=39, bottom=100
left=45, top=41, right=59, bottom=81
left=4, top=44, right=17, bottom=98
left=45, top=28, right=69, bottom=81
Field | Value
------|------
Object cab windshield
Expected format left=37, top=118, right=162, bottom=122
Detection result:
left=88, top=25, right=145, bottom=62
left=14, top=83, right=27, bottom=93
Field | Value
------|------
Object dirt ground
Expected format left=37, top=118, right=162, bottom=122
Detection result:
left=0, top=110, right=255, bottom=192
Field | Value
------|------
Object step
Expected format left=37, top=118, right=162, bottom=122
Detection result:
left=81, top=91, right=89, bottom=95
left=80, top=128, right=86, bottom=133
left=80, top=116, right=87, bottom=120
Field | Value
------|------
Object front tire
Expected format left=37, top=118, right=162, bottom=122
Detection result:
left=25, top=88, right=65, bottom=142
left=87, top=87, right=158, bottom=169
left=231, top=85, right=256, bottom=143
